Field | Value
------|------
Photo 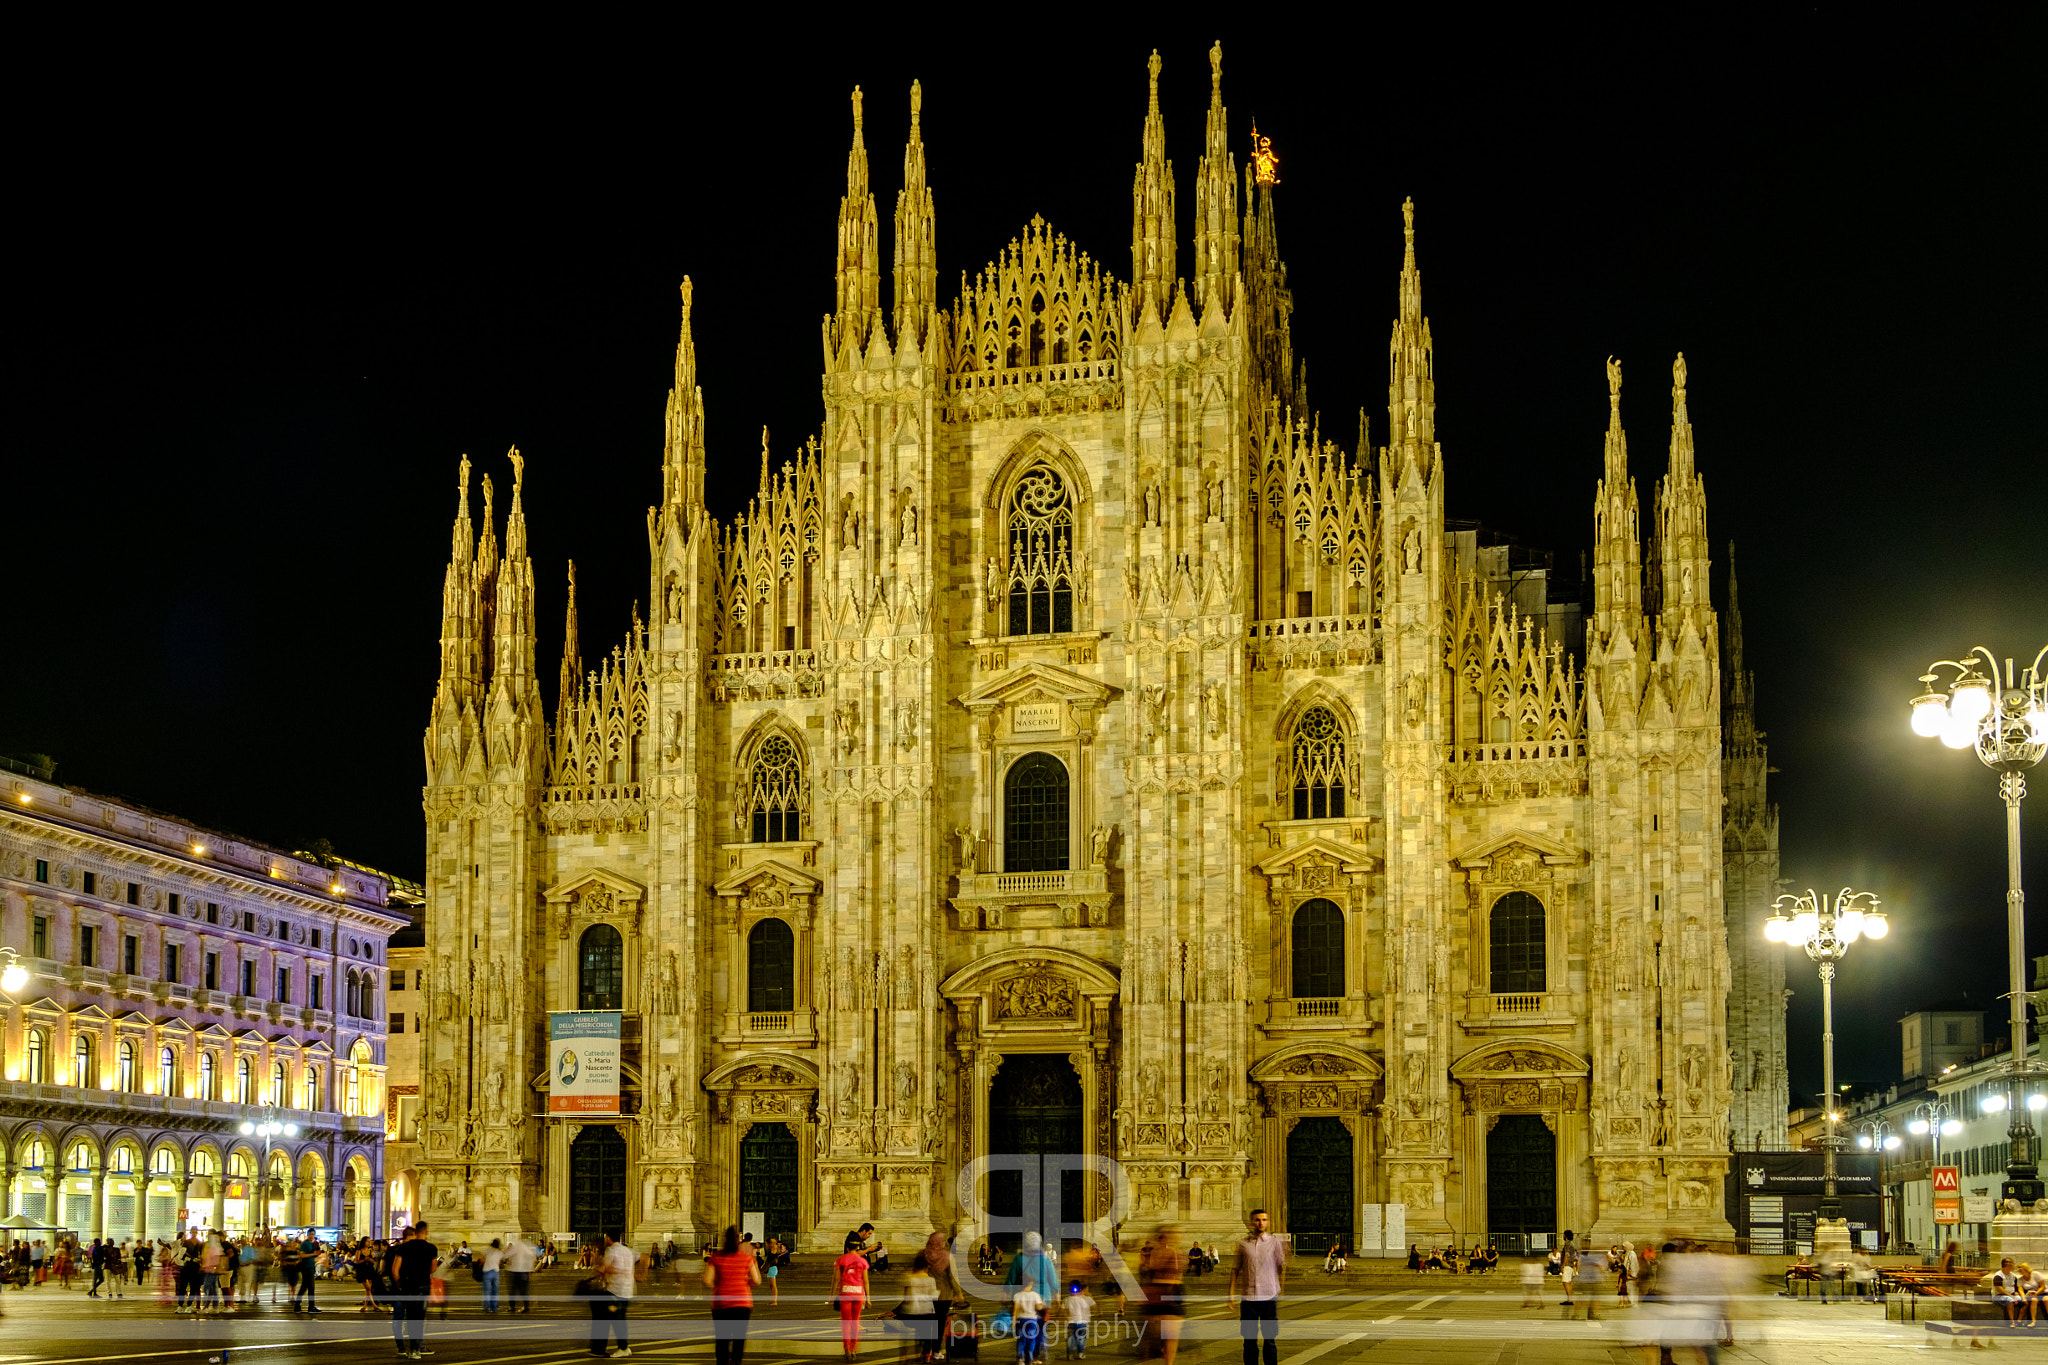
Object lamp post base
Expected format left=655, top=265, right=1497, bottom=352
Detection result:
left=1992, top=1207, right=2048, bottom=1263
left=1812, top=1216, right=1854, bottom=1265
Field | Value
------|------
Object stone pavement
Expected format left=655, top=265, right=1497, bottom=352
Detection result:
left=0, top=1260, right=2033, bottom=1365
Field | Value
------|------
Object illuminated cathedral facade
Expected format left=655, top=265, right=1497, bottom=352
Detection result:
left=415, top=44, right=1786, bottom=1252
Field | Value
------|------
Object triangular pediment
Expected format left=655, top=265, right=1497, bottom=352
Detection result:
left=713, top=857, right=822, bottom=900
left=1452, top=828, right=1584, bottom=870
left=542, top=867, right=648, bottom=906
left=957, top=661, right=1119, bottom=711
left=71, top=1004, right=112, bottom=1024
left=1256, top=835, right=1377, bottom=878
left=197, top=1023, right=234, bottom=1041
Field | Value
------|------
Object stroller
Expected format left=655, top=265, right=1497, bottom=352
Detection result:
left=945, top=1307, right=982, bottom=1362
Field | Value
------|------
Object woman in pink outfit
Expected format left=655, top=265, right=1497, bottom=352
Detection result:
left=834, top=1231, right=872, bottom=1358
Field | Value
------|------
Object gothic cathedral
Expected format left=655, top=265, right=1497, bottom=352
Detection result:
left=417, top=44, right=1786, bottom=1252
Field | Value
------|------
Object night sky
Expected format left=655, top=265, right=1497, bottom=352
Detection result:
left=11, top=19, right=2043, bottom=1100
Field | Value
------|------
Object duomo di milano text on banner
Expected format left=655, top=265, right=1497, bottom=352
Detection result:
left=413, top=43, right=1785, bottom=1252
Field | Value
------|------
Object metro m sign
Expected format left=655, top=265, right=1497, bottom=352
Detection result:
left=1933, top=1164, right=1962, bottom=1223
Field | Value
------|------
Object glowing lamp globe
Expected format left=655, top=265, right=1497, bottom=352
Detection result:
left=2027, top=703, right=2048, bottom=745
left=1884, top=1135, right=1901, bottom=1151
left=1793, top=911, right=1821, bottom=941
left=1856, top=1135, right=1873, bottom=1149
left=1763, top=916, right=1788, bottom=943
left=1862, top=913, right=1888, bottom=940
left=1942, top=1119, right=1963, bottom=1136
left=1940, top=711, right=1979, bottom=748
left=283, top=1123, right=299, bottom=1137
left=1908, top=1118, right=1930, bottom=1134
left=1984, top=1093, right=2008, bottom=1113
left=2031, top=1094, right=2048, bottom=1113
left=1949, top=676, right=1993, bottom=724
left=0, top=963, right=28, bottom=994
left=1911, top=689, right=1950, bottom=737
left=239, top=1121, right=256, bottom=1135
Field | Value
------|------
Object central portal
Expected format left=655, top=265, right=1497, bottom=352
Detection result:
left=1486, top=1113, right=1557, bottom=1242
left=988, top=1052, right=1083, bottom=1247
left=1285, top=1116, right=1353, bottom=1254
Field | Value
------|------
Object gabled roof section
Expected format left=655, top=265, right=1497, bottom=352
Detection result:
left=542, top=867, right=648, bottom=905
left=1451, top=827, right=1584, bottom=870
left=1255, top=834, right=1378, bottom=878
left=713, top=857, right=823, bottom=900
left=957, top=661, right=1120, bottom=711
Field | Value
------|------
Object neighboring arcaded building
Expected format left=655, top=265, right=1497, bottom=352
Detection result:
left=416, top=45, right=1764, bottom=1253
left=0, top=763, right=411, bottom=1239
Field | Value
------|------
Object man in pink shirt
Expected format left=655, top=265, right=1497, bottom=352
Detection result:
left=1228, top=1211, right=1287, bottom=1365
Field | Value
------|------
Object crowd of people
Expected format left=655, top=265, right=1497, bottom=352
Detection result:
left=1404, top=1243, right=1500, bottom=1274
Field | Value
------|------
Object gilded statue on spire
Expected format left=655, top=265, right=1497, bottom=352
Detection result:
left=508, top=445, right=525, bottom=493
left=1250, top=123, right=1279, bottom=186
left=1672, top=351, right=1687, bottom=396
left=1606, top=355, right=1623, bottom=404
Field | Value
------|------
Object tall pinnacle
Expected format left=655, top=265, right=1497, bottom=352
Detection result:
left=1592, top=357, right=1643, bottom=641
left=1385, top=198, right=1436, bottom=470
left=831, top=87, right=881, bottom=357
left=1131, top=50, right=1176, bottom=323
left=663, top=278, right=707, bottom=519
left=435, top=454, right=479, bottom=705
left=1191, top=41, right=1238, bottom=317
left=557, top=560, right=580, bottom=736
left=490, top=447, right=537, bottom=707
left=892, top=81, right=937, bottom=348
left=1655, top=351, right=1711, bottom=619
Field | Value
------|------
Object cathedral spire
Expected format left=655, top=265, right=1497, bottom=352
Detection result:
left=490, top=447, right=537, bottom=707
left=435, top=454, right=479, bottom=705
left=1242, top=157, right=1297, bottom=410
left=1724, top=542, right=1756, bottom=744
left=1654, top=352, right=1712, bottom=623
left=556, top=559, right=580, bottom=736
left=1130, top=50, right=1176, bottom=325
left=831, top=87, right=881, bottom=359
left=1191, top=41, right=1238, bottom=319
left=1386, top=198, right=1437, bottom=477
left=662, top=278, right=706, bottom=521
left=473, top=470, right=500, bottom=689
left=1591, top=356, right=1644, bottom=643
left=892, top=81, right=937, bottom=349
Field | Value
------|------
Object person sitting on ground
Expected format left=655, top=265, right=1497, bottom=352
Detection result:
left=1323, top=1242, right=1347, bottom=1275
left=1993, top=1258, right=2022, bottom=1323
left=1406, top=1244, right=1421, bottom=1274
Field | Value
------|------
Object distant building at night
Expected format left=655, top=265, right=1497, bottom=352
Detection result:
left=416, top=46, right=1777, bottom=1252
left=0, top=764, right=412, bottom=1240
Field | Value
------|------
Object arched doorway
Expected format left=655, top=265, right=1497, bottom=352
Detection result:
left=1285, top=1117, right=1352, bottom=1253
left=570, top=1125, right=628, bottom=1242
left=1487, top=1114, right=1556, bottom=1242
left=739, top=1122, right=800, bottom=1246
left=988, top=1053, right=1082, bottom=1247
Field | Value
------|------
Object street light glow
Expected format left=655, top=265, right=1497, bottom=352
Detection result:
left=1985, top=1093, right=2009, bottom=1113
left=1908, top=1118, right=1930, bottom=1134
left=0, top=963, right=28, bottom=995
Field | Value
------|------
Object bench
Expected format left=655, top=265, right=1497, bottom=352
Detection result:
left=1884, top=1269, right=1992, bottom=1321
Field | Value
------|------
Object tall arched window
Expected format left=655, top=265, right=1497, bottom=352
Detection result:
left=116, top=1040, right=136, bottom=1092
left=1003, top=752, right=1070, bottom=872
left=359, top=974, right=374, bottom=1019
left=344, top=1065, right=361, bottom=1116
left=235, top=1056, right=253, bottom=1105
left=303, top=1065, right=320, bottom=1111
left=744, top=735, right=804, bottom=843
left=1489, top=891, right=1547, bottom=994
left=271, top=1061, right=288, bottom=1106
left=1288, top=705, right=1347, bottom=819
left=1005, top=465, right=1075, bottom=636
left=1291, top=898, right=1346, bottom=999
left=578, top=924, right=624, bottom=1011
left=344, top=971, right=359, bottom=1018
left=159, top=1045, right=176, bottom=1097
left=73, top=1034, right=96, bottom=1089
left=199, top=1052, right=216, bottom=1101
left=747, top=919, right=796, bottom=1013
left=24, top=1028, right=46, bottom=1084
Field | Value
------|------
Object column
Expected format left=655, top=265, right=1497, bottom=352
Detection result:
left=212, top=1174, right=226, bottom=1233
left=133, top=1166, right=148, bottom=1244
left=91, top=1170, right=107, bottom=1241
left=0, top=1161, right=14, bottom=1247
left=278, top=1173, right=296, bottom=1233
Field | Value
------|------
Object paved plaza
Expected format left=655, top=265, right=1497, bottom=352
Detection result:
left=0, top=1260, right=2018, bottom=1365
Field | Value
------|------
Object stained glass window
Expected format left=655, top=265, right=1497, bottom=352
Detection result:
left=1289, top=706, right=1347, bottom=819
left=1006, top=466, right=1075, bottom=636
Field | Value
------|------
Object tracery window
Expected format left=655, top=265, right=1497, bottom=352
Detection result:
left=1003, top=752, right=1070, bottom=872
left=1005, top=466, right=1075, bottom=636
left=744, top=735, right=804, bottom=843
left=747, top=919, right=795, bottom=1013
left=1288, top=705, right=1348, bottom=819
left=578, top=923, right=624, bottom=1011
left=1489, top=891, right=1547, bottom=994
left=24, top=1028, right=46, bottom=1084
left=1291, top=898, right=1346, bottom=999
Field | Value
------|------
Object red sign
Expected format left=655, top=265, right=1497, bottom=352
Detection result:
left=1933, top=1165, right=1962, bottom=1223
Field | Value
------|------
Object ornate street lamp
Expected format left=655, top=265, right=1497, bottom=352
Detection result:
left=1909, top=644, right=2048, bottom=1206
left=1856, top=1118, right=1902, bottom=1249
left=0, top=947, right=29, bottom=997
left=1766, top=887, right=1888, bottom=1240
left=239, top=1109, right=299, bottom=1232
left=1906, top=1097, right=1964, bottom=1164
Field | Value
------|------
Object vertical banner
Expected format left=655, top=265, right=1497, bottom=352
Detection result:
left=548, top=1011, right=622, bottom=1114
left=1932, top=1165, right=1961, bottom=1224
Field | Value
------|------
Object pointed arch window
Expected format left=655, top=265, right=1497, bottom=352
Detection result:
left=747, top=919, right=796, bottom=1013
left=1005, top=465, right=1075, bottom=636
left=1003, top=752, right=1070, bottom=873
left=578, top=923, right=624, bottom=1011
left=1288, top=705, right=1348, bottom=819
left=1489, top=891, right=1547, bottom=994
left=744, top=735, right=804, bottom=843
left=1291, top=898, right=1346, bottom=999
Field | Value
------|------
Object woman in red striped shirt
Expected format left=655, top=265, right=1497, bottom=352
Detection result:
left=702, top=1227, right=763, bottom=1365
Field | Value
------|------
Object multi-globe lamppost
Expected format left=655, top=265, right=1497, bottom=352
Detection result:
left=1856, top=1119, right=1902, bottom=1249
left=1909, top=644, right=2048, bottom=1207
left=1766, top=888, right=1888, bottom=1243
left=238, top=1110, right=298, bottom=1233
